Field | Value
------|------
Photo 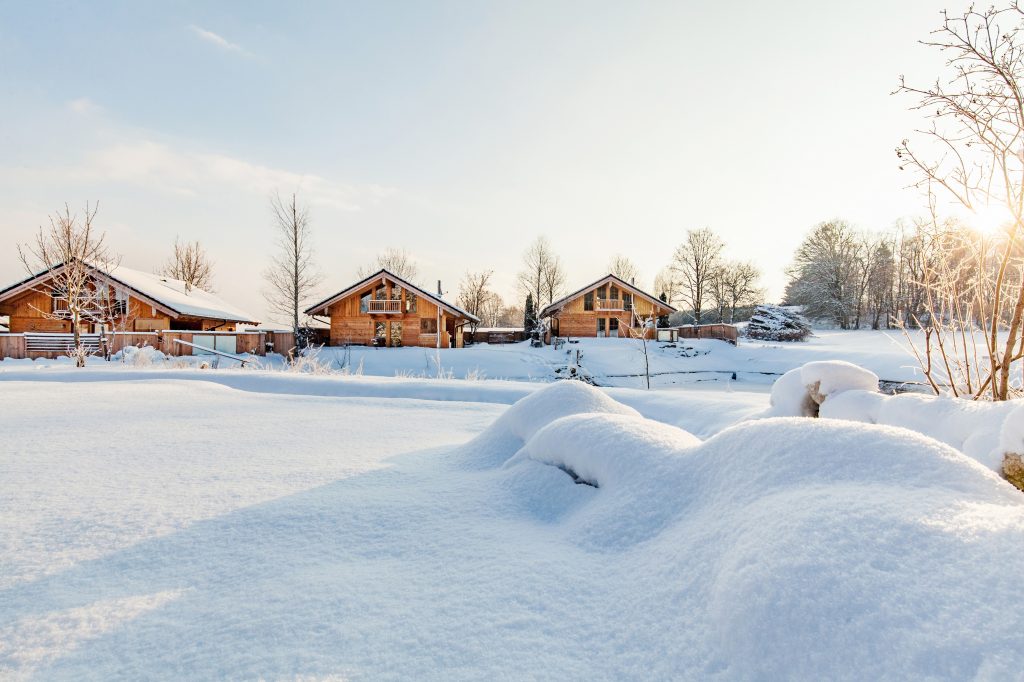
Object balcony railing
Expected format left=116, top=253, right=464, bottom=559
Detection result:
left=367, top=299, right=402, bottom=313
left=596, top=298, right=624, bottom=311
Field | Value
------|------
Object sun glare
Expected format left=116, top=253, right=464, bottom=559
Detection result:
left=970, top=204, right=1014, bottom=234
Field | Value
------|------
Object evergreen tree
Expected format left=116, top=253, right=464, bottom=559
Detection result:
left=657, top=292, right=670, bottom=328
left=524, top=293, right=536, bottom=331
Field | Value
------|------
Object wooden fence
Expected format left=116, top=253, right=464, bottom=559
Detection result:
left=0, top=330, right=302, bottom=361
left=667, top=324, right=739, bottom=345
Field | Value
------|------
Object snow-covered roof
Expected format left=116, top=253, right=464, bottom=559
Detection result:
left=0, top=261, right=259, bottom=325
left=306, top=269, right=480, bottom=323
left=539, top=274, right=677, bottom=318
left=102, top=265, right=259, bottom=324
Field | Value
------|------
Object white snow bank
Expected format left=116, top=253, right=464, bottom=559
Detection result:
left=5, top=378, right=1024, bottom=678
left=463, top=380, right=640, bottom=466
left=511, top=412, right=700, bottom=487
left=492, top=388, right=1024, bottom=676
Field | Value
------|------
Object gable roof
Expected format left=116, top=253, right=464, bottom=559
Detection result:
left=538, top=273, right=677, bottom=318
left=0, top=261, right=259, bottom=325
left=305, top=268, right=480, bottom=323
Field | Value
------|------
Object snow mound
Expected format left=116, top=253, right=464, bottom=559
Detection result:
left=493, top=389, right=1024, bottom=675
left=464, top=380, right=640, bottom=466
left=767, top=360, right=879, bottom=417
left=511, top=412, right=701, bottom=487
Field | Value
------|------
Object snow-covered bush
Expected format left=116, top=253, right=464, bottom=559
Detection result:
left=114, top=345, right=168, bottom=367
left=768, top=360, right=1024, bottom=486
left=767, top=360, right=879, bottom=417
left=745, top=304, right=811, bottom=341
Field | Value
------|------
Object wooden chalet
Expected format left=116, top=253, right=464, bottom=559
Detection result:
left=539, top=274, right=676, bottom=339
left=305, top=269, right=480, bottom=348
left=0, top=261, right=259, bottom=334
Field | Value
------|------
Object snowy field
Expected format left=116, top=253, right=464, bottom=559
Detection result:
left=2, top=329, right=933, bottom=390
left=3, top=333, right=1024, bottom=678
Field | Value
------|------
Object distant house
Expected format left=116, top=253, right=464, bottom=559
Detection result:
left=0, top=261, right=259, bottom=334
left=305, top=269, right=479, bottom=348
left=539, top=274, right=676, bottom=339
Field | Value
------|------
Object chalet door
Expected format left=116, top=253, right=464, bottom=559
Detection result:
left=609, top=317, right=619, bottom=338
left=597, top=318, right=606, bottom=338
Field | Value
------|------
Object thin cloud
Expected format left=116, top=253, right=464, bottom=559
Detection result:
left=67, top=98, right=100, bottom=115
left=5, top=139, right=394, bottom=212
left=188, top=25, right=253, bottom=58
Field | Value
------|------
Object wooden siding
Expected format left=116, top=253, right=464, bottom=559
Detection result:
left=325, top=279, right=468, bottom=348
left=549, top=283, right=669, bottom=339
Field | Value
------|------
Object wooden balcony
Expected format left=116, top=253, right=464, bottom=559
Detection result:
left=595, top=298, right=624, bottom=311
left=367, top=299, right=402, bottom=313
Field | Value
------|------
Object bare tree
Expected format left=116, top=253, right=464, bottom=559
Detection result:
left=17, top=203, right=115, bottom=367
left=608, top=254, right=640, bottom=284
left=456, top=269, right=494, bottom=333
left=263, top=192, right=322, bottom=334
left=477, top=292, right=506, bottom=328
left=518, top=236, right=566, bottom=308
left=896, top=3, right=1024, bottom=399
left=160, top=237, right=214, bottom=292
left=653, top=266, right=682, bottom=306
left=712, top=260, right=764, bottom=323
left=671, top=228, right=724, bottom=324
left=358, top=247, right=419, bottom=282
left=784, top=220, right=861, bottom=328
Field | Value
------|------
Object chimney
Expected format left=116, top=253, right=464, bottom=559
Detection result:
left=437, top=280, right=443, bottom=296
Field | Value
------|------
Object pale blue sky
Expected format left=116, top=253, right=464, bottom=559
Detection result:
left=0, top=1, right=957, bottom=325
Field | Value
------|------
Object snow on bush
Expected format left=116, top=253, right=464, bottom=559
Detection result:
left=766, top=360, right=1024, bottom=475
left=113, top=345, right=167, bottom=367
left=767, top=360, right=879, bottom=417
left=744, top=304, right=811, bottom=341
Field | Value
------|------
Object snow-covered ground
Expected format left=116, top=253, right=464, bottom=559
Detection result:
left=0, top=329, right=933, bottom=390
left=3, top=335, right=1024, bottom=678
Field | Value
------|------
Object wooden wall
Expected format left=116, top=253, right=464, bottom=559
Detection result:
left=326, top=283, right=464, bottom=348
left=551, top=285, right=667, bottom=339
left=0, top=331, right=273, bottom=361
left=673, top=324, right=739, bottom=345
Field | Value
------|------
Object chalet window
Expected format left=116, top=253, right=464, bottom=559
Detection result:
left=112, top=299, right=127, bottom=316
left=597, top=317, right=606, bottom=337
left=360, top=292, right=371, bottom=313
left=610, top=285, right=619, bottom=300
left=406, top=292, right=417, bottom=313
left=583, top=291, right=594, bottom=311
left=609, top=317, right=619, bottom=336
left=623, top=293, right=633, bottom=311
left=51, top=287, right=68, bottom=314
left=421, top=318, right=437, bottom=334
left=375, top=321, right=386, bottom=339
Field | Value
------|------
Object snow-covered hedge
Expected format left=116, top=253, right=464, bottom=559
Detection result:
left=765, top=359, right=1024, bottom=479
left=745, top=304, right=811, bottom=341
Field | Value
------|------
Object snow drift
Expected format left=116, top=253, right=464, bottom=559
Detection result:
left=478, top=381, right=1024, bottom=677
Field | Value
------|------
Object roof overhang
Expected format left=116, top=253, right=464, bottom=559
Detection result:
left=539, top=274, right=677, bottom=318
left=305, top=269, right=481, bottom=323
